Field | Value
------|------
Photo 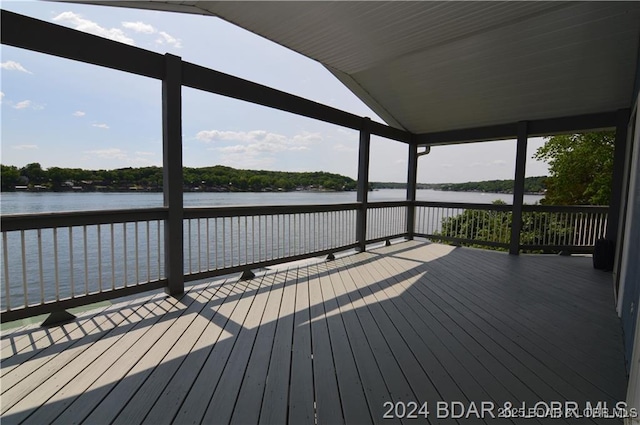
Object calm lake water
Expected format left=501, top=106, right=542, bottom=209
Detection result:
left=0, top=189, right=544, bottom=214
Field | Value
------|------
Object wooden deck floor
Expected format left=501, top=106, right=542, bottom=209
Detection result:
left=0, top=241, right=628, bottom=425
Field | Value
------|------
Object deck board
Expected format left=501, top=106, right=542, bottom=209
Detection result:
left=0, top=241, right=628, bottom=425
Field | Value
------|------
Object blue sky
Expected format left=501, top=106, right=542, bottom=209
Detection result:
left=1, top=1, right=549, bottom=183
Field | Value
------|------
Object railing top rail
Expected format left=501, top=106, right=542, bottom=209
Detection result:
left=367, top=200, right=411, bottom=208
left=522, top=204, right=609, bottom=213
left=184, top=202, right=360, bottom=218
left=414, top=201, right=514, bottom=211
left=1, top=207, right=168, bottom=231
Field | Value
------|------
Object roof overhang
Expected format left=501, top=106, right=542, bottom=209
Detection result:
left=64, top=1, right=640, bottom=136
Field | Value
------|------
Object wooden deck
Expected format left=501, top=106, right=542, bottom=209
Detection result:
left=0, top=241, right=628, bottom=425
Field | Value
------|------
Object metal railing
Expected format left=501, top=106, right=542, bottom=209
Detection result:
left=1, top=202, right=408, bottom=321
left=365, top=201, right=409, bottom=244
left=1, top=208, right=168, bottom=320
left=414, top=201, right=608, bottom=253
left=0, top=201, right=610, bottom=322
left=183, top=203, right=360, bottom=281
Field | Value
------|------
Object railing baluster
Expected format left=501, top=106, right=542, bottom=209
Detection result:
left=84, top=226, right=88, bottom=295
left=146, top=221, right=150, bottom=283
left=223, top=217, right=226, bottom=267
left=21, top=230, right=27, bottom=307
left=135, top=221, right=140, bottom=284
left=188, top=218, right=192, bottom=274
left=123, top=222, right=127, bottom=286
left=54, top=227, right=59, bottom=301
left=197, top=218, right=201, bottom=273
left=38, top=229, right=44, bottom=302
left=214, top=217, right=219, bottom=269
left=206, top=218, right=210, bottom=271
left=98, top=224, right=102, bottom=291
left=69, top=227, right=74, bottom=298
left=111, top=223, right=116, bottom=290
left=157, top=220, right=161, bottom=280
left=3, top=232, right=10, bottom=310
left=245, top=216, right=248, bottom=265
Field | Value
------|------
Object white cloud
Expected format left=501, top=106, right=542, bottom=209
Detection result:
left=491, top=159, right=507, bottom=166
left=156, top=31, right=182, bottom=48
left=122, top=21, right=155, bottom=34
left=0, top=92, right=4, bottom=103
left=198, top=129, right=318, bottom=159
left=13, top=100, right=31, bottom=110
left=73, top=111, right=86, bottom=117
left=92, top=123, right=109, bottom=129
left=53, top=12, right=135, bottom=45
left=1, top=61, right=32, bottom=74
left=84, top=148, right=127, bottom=160
left=134, top=151, right=155, bottom=156
left=333, top=143, right=356, bottom=153
left=12, top=144, right=38, bottom=150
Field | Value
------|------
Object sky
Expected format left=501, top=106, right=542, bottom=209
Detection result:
left=0, top=1, right=550, bottom=183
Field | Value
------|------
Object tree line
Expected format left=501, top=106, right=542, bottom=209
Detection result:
left=0, top=163, right=357, bottom=192
left=373, top=176, right=546, bottom=194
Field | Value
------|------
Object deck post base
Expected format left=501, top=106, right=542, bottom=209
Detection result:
left=41, top=310, right=76, bottom=327
left=240, top=269, right=256, bottom=280
left=385, top=239, right=391, bottom=246
left=326, top=253, right=335, bottom=261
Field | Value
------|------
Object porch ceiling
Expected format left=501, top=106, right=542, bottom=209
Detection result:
left=77, top=1, right=640, bottom=133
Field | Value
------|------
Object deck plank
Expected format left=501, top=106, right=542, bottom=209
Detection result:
left=76, top=280, right=229, bottom=425
left=0, top=241, right=628, bottom=425
left=307, top=262, right=345, bottom=425
left=259, top=268, right=297, bottom=425
left=170, top=277, right=266, bottom=424
left=313, top=261, right=372, bottom=425
left=200, top=272, right=275, bottom=424
left=288, top=265, right=316, bottom=425
left=230, top=270, right=287, bottom=425
left=142, top=278, right=256, bottom=424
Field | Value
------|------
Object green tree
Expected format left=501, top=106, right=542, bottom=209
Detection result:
left=1, top=165, right=20, bottom=191
left=534, top=131, right=614, bottom=205
left=20, top=162, right=46, bottom=185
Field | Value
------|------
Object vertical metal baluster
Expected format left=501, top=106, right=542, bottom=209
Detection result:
left=215, top=218, right=219, bottom=269
left=135, top=222, right=140, bottom=284
left=146, top=221, right=150, bottom=283
left=111, top=223, right=115, bottom=290
left=206, top=218, right=210, bottom=271
left=21, top=231, right=27, bottom=307
left=223, top=218, right=226, bottom=268
left=69, top=227, right=74, bottom=297
left=230, top=217, right=235, bottom=267
left=38, top=229, right=43, bottom=303
left=157, top=220, right=161, bottom=280
left=197, top=219, right=201, bottom=273
left=98, top=224, right=102, bottom=291
left=3, top=232, right=10, bottom=310
left=84, top=226, right=88, bottom=295
left=123, top=223, right=127, bottom=286
left=237, top=216, right=241, bottom=266
left=245, top=216, right=248, bottom=265
left=258, top=216, right=262, bottom=262
left=54, top=228, right=59, bottom=301
left=188, top=219, right=192, bottom=274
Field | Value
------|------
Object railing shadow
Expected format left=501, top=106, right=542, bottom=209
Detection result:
left=0, top=241, right=627, bottom=425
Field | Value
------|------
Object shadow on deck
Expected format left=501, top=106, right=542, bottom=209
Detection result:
left=0, top=241, right=628, bottom=424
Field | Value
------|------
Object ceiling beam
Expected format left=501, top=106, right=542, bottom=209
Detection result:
left=414, top=111, right=620, bottom=146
